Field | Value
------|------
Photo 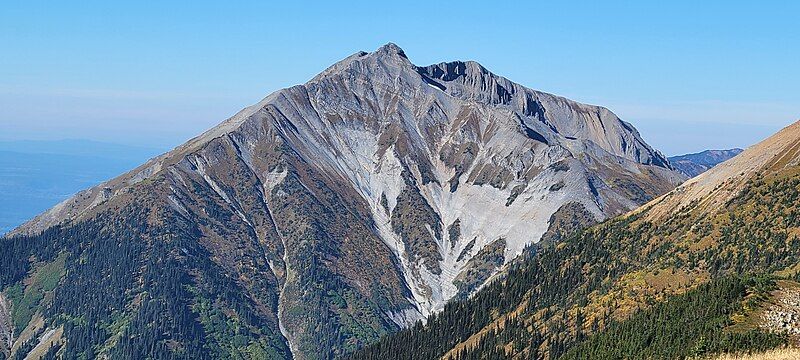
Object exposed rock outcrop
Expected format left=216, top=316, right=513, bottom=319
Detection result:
left=0, top=293, right=12, bottom=358
left=761, top=288, right=800, bottom=337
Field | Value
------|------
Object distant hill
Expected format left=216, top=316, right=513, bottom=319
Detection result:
left=668, top=148, right=743, bottom=177
left=0, top=139, right=162, bottom=162
left=0, top=140, right=161, bottom=235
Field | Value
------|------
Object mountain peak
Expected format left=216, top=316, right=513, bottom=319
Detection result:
left=374, top=42, right=408, bottom=59
left=310, top=43, right=412, bottom=83
left=2, top=44, right=688, bottom=359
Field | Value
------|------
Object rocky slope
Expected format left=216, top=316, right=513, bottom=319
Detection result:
left=351, top=120, right=800, bottom=359
left=760, top=283, right=800, bottom=339
left=0, top=294, right=11, bottom=359
left=1, top=43, right=682, bottom=359
left=668, top=148, right=744, bottom=178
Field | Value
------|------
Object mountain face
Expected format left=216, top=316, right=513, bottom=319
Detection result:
left=668, top=148, right=744, bottom=177
left=352, top=121, right=800, bottom=360
left=0, top=44, right=683, bottom=359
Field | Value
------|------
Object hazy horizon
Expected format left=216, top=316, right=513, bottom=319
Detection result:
left=2, top=2, right=799, bottom=155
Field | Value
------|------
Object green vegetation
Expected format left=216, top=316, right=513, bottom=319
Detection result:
left=3, top=131, right=800, bottom=359
left=268, top=166, right=409, bottom=358
left=4, top=284, right=23, bottom=316
left=0, top=198, right=291, bottom=359
left=391, top=170, right=444, bottom=274
left=0, top=145, right=412, bottom=360
left=453, top=238, right=506, bottom=298
left=561, top=276, right=786, bottom=359
left=8, top=252, right=66, bottom=332
left=189, top=283, right=289, bottom=360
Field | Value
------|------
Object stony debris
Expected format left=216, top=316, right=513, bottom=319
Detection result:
left=761, top=289, right=800, bottom=336
left=0, top=293, right=12, bottom=358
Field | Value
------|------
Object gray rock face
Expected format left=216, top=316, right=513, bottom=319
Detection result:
left=8, top=43, right=685, bottom=358
left=0, top=293, right=11, bottom=358
left=668, top=148, right=744, bottom=178
left=761, top=288, right=800, bottom=337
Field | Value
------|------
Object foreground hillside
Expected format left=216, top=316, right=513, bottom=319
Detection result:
left=713, top=348, right=800, bottom=360
left=350, top=121, right=800, bottom=359
left=0, top=44, right=682, bottom=360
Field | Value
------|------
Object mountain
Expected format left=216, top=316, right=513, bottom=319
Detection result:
left=0, top=140, right=162, bottom=236
left=668, top=148, right=744, bottom=177
left=351, top=120, right=800, bottom=359
left=0, top=43, right=683, bottom=360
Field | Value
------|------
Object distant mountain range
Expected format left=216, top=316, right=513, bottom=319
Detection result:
left=0, top=140, right=161, bottom=162
left=0, top=44, right=685, bottom=359
left=0, top=140, right=161, bottom=235
left=668, top=148, right=744, bottom=177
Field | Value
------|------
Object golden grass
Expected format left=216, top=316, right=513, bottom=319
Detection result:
left=710, top=348, right=800, bottom=360
left=773, top=261, right=800, bottom=279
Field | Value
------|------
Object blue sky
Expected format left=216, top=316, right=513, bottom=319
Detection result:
left=1, top=1, right=798, bottom=155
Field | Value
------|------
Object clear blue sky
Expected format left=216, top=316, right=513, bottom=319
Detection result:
left=1, top=1, right=798, bottom=155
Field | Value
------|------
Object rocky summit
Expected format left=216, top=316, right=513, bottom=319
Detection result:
left=1, top=44, right=684, bottom=359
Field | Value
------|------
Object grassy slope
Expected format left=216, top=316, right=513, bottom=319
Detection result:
left=711, top=348, right=800, bottom=360
left=7, top=252, right=66, bottom=333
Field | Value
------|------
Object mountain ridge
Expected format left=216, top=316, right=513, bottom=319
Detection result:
left=11, top=43, right=680, bottom=238
left=668, top=148, right=744, bottom=177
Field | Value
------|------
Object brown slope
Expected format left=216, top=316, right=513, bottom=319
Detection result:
left=642, top=120, right=800, bottom=221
